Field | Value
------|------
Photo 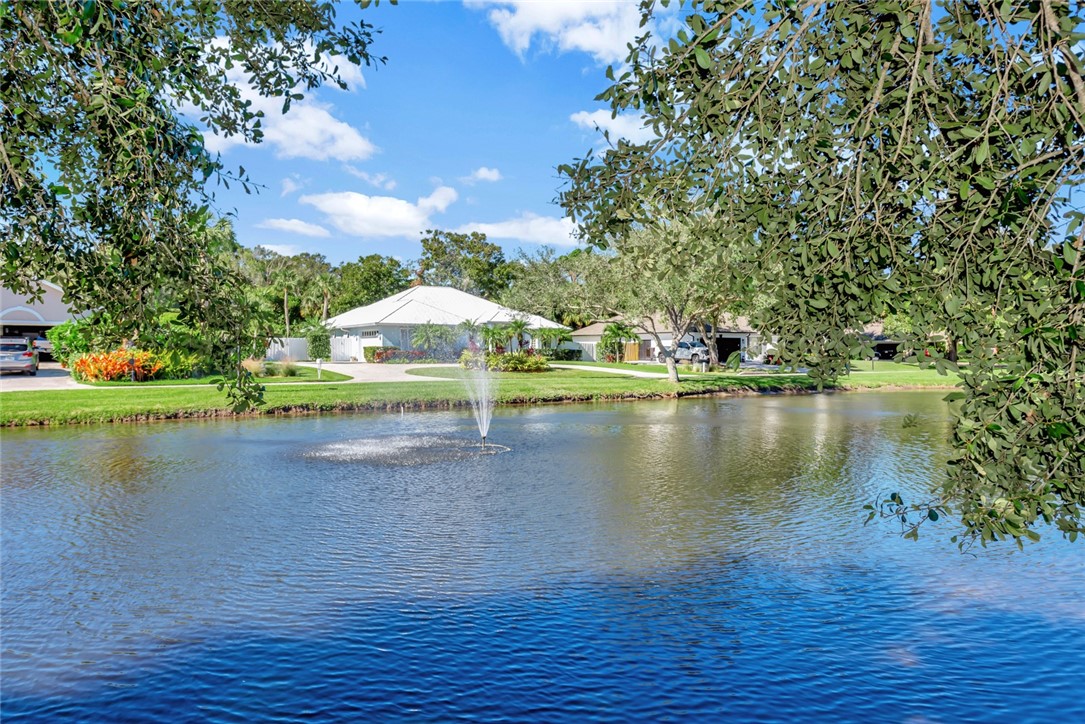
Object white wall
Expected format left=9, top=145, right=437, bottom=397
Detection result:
left=266, top=338, right=309, bottom=361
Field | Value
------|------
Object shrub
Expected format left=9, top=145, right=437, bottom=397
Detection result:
left=277, top=357, right=300, bottom=377
left=374, top=348, right=426, bottom=364
left=538, top=348, right=582, bottom=361
left=306, top=326, right=331, bottom=360
left=364, top=346, right=398, bottom=363
left=461, top=350, right=549, bottom=372
left=70, top=349, right=163, bottom=382
left=151, top=349, right=211, bottom=379
left=241, top=357, right=265, bottom=376
left=46, top=320, right=92, bottom=367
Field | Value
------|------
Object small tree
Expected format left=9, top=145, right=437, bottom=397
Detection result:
left=458, top=318, right=483, bottom=350
left=506, top=318, right=530, bottom=351
left=411, top=322, right=455, bottom=358
left=305, top=324, right=331, bottom=361
left=601, top=322, right=638, bottom=362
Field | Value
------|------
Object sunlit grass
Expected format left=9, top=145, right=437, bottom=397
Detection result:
left=0, top=361, right=959, bottom=426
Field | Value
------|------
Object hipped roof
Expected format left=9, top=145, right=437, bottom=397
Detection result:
left=326, top=285, right=566, bottom=331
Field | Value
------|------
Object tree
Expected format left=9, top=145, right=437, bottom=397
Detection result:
left=1, top=1, right=387, bottom=409
left=459, top=318, right=483, bottom=350
left=500, top=248, right=594, bottom=328
left=560, top=1, right=1085, bottom=545
left=419, top=230, right=514, bottom=298
left=600, top=322, right=639, bottom=363
left=505, top=318, right=530, bottom=351
left=331, top=254, right=410, bottom=315
left=411, top=322, right=455, bottom=357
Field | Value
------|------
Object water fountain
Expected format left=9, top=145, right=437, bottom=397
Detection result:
left=461, top=363, right=495, bottom=448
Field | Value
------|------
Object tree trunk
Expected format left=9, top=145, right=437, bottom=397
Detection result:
left=322, top=291, right=329, bottom=322
left=283, top=287, right=290, bottom=338
left=697, top=318, right=719, bottom=367
left=664, top=355, right=679, bottom=383
left=644, top=328, right=680, bottom=382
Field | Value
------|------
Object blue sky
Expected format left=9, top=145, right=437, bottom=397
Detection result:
left=206, top=1, right=666, bottom=265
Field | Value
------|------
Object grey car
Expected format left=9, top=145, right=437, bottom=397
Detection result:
left=0, top=338, right=40, bottom=375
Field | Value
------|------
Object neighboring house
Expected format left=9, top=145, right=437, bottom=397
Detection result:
left=571, top=314, right=765, bottom=363
left=861, top=321, right=903, bottom=360
left=0, top=281, right=77, bottom=339
left=324, top=285, right=566, bottom=362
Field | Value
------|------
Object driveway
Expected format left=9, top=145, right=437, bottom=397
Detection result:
left=0, top=361, right=459, bottom=392
left=0, top=362, right=84, bottom=392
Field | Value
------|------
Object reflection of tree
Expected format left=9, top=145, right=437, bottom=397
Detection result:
left=596, top=394, right=954, bottom=562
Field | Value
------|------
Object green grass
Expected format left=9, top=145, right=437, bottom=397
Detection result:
left=0, top=362, right=960, bottom=426
left=82, top=365, right=352, bottom=387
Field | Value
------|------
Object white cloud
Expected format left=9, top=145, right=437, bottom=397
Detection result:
left=466, top=1, right=643, bottom=65
left=461, top=166, right=503, bottom=184
left=195, top=40, right=376, bottom=161
left=570, top=109, right=654, bottom=144
left=458, top=212, right=579, bottom=246
left=280, top=176, right=304, bottom=196
left=260, top=243, right=304, bottom=256
left=344, top=166, right=398, bottom=190
left=300, top=187, right=459, bottom=238
left=256, top=218, right=332, bottom=237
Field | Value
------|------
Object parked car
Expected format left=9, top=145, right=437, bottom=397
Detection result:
left=0, top=338, right=39, bottom=375
left=33, top=334, right=53, bottom=358
left=658, top=340, right=710, bottom=364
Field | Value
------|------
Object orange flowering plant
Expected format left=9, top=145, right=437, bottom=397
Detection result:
left=70, top=349, right=163, bottom=382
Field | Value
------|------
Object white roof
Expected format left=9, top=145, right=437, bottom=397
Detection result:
left=326, top=285, right=566, bottom=331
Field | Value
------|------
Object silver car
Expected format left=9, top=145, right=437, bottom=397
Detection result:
left=0, top=338, right=40, bottom=375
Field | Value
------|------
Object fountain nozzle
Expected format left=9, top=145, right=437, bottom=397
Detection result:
left=481, top=435, right=487, bottom=449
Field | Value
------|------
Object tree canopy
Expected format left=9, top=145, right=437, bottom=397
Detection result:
left=1, top=0, right=387, bottom=405
left=419, top=230, right=515, bottom=299
left=560, top=0, right=1084, bottom=545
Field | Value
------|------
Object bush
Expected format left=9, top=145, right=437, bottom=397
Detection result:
left=538, top=348, right=582, bottom=361
left=306, top=326, right=331, bottom=360
left=276, top=357, right=300, bottom=377
left=153, top=349, right=210, bottom=379
left=364, top=346, right=398, bottom=363
left=460, top=350, right=549, bottom=372
left=70, top=349, right=163, bottom=382
left=374, top=348, right=426, bottom=363
left=241, top=357, right=266, bottom=376
left=46, top=320, right=92, bottom=367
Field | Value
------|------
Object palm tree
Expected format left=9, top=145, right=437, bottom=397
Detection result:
left=506, top=318, right=530, bottom=351
left=481, top=324, right=509, bottom=353
left=458, top=318, right=483, bottom=350
left=601, top=322, right=638, bottom=362
left=302, top=273, right=335, bottom=323
left=411, top=322, right=455, bottom=357
left=273, top=266, right=301, bottom=337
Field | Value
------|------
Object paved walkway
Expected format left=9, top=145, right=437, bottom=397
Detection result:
left=550, top=363, right=670, bottom=379
left=0, top=361, right=460, bottom=392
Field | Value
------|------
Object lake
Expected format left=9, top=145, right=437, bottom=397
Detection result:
left=2, top=392, right=1083, bottom=721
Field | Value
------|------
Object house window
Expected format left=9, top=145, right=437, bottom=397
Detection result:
left=357, top=330, right=379, bottom=338
left=399, top=327, right=412, bottom=350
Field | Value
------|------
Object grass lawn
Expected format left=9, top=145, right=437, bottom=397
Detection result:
left=83, top=365, right=352, bottom=386
left=0, top=362, right=959, bottom=426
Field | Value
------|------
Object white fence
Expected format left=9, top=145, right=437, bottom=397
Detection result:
left=331, top=336, right=367, bottom=362
left=266, top=337, right=309, bottom=361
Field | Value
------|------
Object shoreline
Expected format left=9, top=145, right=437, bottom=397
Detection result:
left=0, top=377, right=959, bottom=427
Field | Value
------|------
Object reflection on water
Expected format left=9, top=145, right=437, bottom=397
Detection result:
left=2, top=393, right=1083, bottom=722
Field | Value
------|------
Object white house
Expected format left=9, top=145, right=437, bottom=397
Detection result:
left=1, top=281, right=78, bottom=338
left=325, top=285, right=566, bottom=362
left=571, top=314, right=765, bottom=363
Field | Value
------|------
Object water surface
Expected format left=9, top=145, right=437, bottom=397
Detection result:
left=2, top=392, right=1082, bottom=721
